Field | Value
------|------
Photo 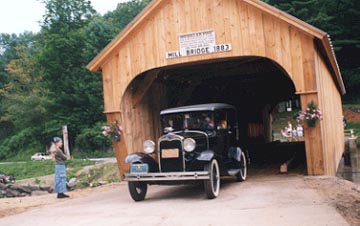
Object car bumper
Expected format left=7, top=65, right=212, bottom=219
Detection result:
left=124, top=171, right=210, bottom=181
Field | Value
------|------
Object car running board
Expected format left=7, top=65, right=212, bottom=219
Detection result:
left=227, top=169, right=240, bottom=176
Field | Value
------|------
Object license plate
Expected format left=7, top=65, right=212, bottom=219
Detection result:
left=130, top=164, right=149, bottom=174
left=162, top=148, right=179, bottom=158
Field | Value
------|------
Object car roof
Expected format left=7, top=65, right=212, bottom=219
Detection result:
left=160, top=103, right=236, bottom=115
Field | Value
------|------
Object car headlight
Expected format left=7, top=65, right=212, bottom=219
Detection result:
left=184, top=138, right=196, bottom=152
left=143, top=140, right=155, bottom=154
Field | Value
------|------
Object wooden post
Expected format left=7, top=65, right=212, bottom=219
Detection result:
left=106, top=112, right=129, bottom=179
left=62, top=125, right=71, bottom=159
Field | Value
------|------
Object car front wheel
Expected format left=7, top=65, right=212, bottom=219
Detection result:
left=128, top=181, right=147, bottom=201
left=204, top=159, right=220, bottom=199
left=236, top=151, right=247, bottom=182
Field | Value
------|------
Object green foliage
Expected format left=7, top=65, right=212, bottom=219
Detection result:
left=0, top=127, right=43, bottom=160
left=83, top=16, right=114, bottom=61
left=0, top=0, right=155, bottom=160
left=342, top=69, right=360, bottom=102
left=103, top=0, right=152, bottom=35
left=41, top=0, right=96, bottom=31
left=0, top=161, right=53, bottom=180
left=75, top=121, right=112, bottom=153
left=0, top=32, right=40, bottom=140
left=1, top=44, right=51, bottom=130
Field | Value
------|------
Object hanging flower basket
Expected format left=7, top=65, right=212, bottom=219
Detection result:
left=296, top=101, right=323, bottom=128
left=101, top=120, right=123, bottom=142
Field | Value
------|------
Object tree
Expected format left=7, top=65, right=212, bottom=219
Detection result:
left=36, top=0, right=103, bottom=146
left=0, top=0, right=157, bottom=159
left=0, top=32, right=39, bottom=139
left=0, top=32, right=52, bottom=159
left=262, top=0, right=360, bottom=102
left=102, top=0, right=152, bottom=36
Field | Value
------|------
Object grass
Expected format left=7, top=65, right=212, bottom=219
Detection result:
left=0, top=159, right=120, bottom=190
left=0, top=159, right=95, bottom=180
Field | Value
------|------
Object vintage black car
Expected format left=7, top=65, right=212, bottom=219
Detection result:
left=124, top=103, right=248, bottom=201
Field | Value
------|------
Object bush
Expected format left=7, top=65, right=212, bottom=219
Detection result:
left=75, top=122, right=112, bottom=154
left=0, top=127, right=43, bottom=161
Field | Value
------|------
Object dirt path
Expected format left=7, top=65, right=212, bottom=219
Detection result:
left=0, top=175, right=358, bottom=225
left=305, top=176, right=360, bottom=226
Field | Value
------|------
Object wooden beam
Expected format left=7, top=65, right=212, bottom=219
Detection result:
left=295, top=90, right=317, bottom=95
left=280, top=154, right=296, bottom=173
left=131, top=70, right=159, bottom=109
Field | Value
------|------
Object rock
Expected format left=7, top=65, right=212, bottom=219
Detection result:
left=0, top=183, right=54, bottom=198
left=39, top=186, right=53, bottom=193
left=6, top=189, right=20, bottom=197
left=30, top=185, right=41, bottom=191
left=67, top=178, right=78, bottom=188
left=0, top=183, right=6, bottom=190
left=15, top=186, right=32, bottom=194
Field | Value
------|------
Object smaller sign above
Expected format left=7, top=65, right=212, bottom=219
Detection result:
left=166, top=30, right=232, bottom=59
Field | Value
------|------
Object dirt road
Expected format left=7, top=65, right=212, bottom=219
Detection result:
left=0, top=174, right=352, bottom=226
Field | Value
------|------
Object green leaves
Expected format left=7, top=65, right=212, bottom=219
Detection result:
left=0, top=0, right=152, bottom=160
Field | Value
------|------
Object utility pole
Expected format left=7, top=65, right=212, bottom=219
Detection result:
left=62, top=125, right=71, bottom=159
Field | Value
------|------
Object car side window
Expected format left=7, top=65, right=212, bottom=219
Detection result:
left=215, top=111, right=228, bottom=130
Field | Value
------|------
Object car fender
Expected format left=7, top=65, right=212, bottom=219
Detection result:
left=196, top=150, right=215, bottom=161
left=124, top=152, right=159, bottom=172
left=228, top=147, right=242, bottom=162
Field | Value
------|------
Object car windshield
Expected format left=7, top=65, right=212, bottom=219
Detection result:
left=161, top=111, right=215, bottom=132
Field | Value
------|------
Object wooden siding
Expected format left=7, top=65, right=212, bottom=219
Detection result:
left=91, top=0, right=345, bottom=176
left=316, top=50, right=345, bottom=175
left=120, top=81, right=167, bottom=155
left=103, top=0, right=324, bottom=109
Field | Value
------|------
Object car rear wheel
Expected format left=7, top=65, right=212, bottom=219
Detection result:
left=204, top=159, right=220, bottom=199
left=236, top=151, right=247, bottom=182
left=128, top=181, right=147, bottom=201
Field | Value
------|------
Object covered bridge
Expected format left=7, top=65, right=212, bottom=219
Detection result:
left=87, top=0, right=345, bottom=176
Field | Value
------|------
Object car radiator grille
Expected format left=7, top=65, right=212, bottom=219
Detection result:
left=159, top=140, right=183, bottom=172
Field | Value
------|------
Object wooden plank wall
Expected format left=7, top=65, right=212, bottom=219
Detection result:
left=120, top=81, right=167, bottom=156
left=98, top=0, right=343, bottom=176
left=315, top=50, right=345, bottom=175
left=102, top=0, right=323, bottom=105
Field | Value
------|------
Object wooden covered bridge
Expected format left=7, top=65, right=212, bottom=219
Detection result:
left=87, top=0, right=345, bottom=176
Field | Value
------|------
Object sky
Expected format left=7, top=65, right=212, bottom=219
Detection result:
left=0, top=0, right=130, bottom=34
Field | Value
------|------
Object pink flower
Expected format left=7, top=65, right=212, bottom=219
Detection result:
left=101, top=121, right=123, bottom=141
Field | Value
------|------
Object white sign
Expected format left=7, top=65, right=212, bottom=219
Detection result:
left=166, top=30, right=232, bottom=59
left=179, top=30, right=216, bottom=55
